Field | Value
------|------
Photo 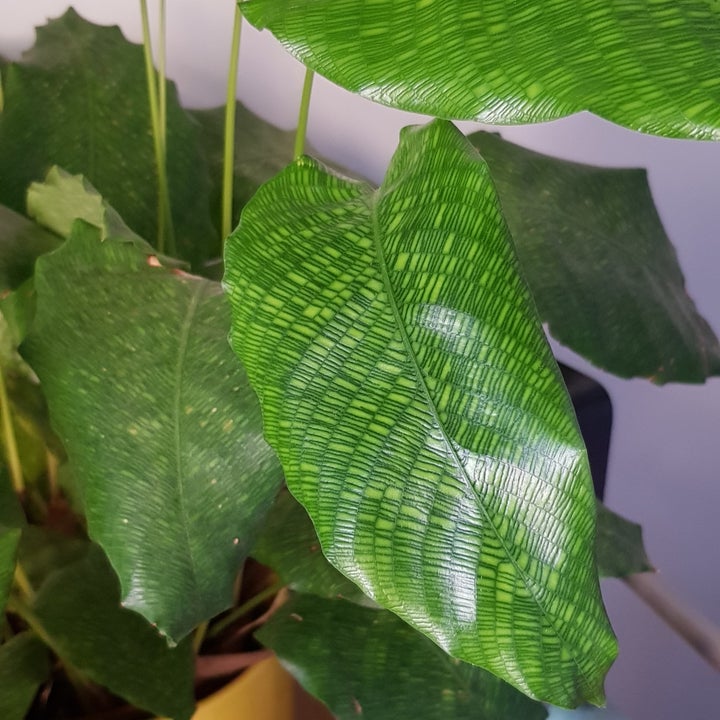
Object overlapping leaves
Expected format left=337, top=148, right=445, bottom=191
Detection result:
left=242, top=0, right=720, bottom=139
left=22, top=221, right=283, bottom=641
left=225, top=119, right=616, bottom=706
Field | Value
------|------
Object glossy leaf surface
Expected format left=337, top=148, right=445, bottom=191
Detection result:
left=0, top=205, right=59, bottom=292
left=470, top=132, right=720, bottom=383
left=23, top=223, right=283, bottom=641
left=0, top=10, right=214, bottom=266
left=225, top=120, right=616, bottom=706
left=0, top=469, right=24, bottom=614
left=595, top=503, right=653, bottom=579
left=0, top=633, right=50, bottom=720
left=242, top=0, right=720, bottom=139
left=258, top=593, right=547, bottom=720
left=33, top=544, right=195, bottom=720
left=253, top=490, right=374, bottom=606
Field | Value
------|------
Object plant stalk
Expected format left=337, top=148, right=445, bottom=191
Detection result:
left=294, top=68, right=315, bottom=159
left=222, top=4, right=243, bottom=239
left=208, top=580, right=285, bottom=639
left=0, top=366, right=24, bottom=494
left=13, top=563, right=35, bottom=604
left=624, top=572, right=720, bottom=671
left=140, top=0, right=175, bottom=255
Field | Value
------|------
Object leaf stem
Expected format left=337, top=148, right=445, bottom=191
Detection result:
left=208, top=580, right=284, bottom=640
left=13, top=563, right=35, bottom=604
left=192, top=620, right=209, bottom=654
left=624, top=572, right=720, bottom=671
left=222, top=4, right=243, bottom=239
left=0, top=366, right=24, bottom=494
left=140, top=0, right=175, bottom=255
left=46, top=449, right=59, bottom=501
left=294, top=68, right=315, bottom=159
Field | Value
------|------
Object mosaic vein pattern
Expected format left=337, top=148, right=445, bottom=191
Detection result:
left=23, top=225, right=283, bottom=642
left=225, top=120, right=617, bottom=705
left=242, top=0, right=720, bottom=139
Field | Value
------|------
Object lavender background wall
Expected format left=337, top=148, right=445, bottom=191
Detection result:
left=2, top=2, right=719, bottom=717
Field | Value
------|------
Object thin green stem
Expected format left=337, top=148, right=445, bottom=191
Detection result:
left=7, top=595, right=56, bottom=654
left=208, top=580, right=284, bottom=640
left=158, top=0, right=167, bottom=161
left=192, top=620, right=209, bottom=654
left=294, top=68, right=315, bottom=159
left=140, top=0, right=175, bottom=255
left=46, top=450, right=59, bottom=501
left=13, top=563, right=35, bottom=604
left=222, top=4, right=243, bottom=239
left=0, top=366, right=23, bottom=494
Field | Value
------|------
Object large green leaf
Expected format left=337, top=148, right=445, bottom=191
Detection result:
left=0, top=469, right=24, bottom=614
left=259, top=593, right=547, bottom=720
left=0, top=205, right=59, bottom=292
left=470, top=132, right=720, bottom=383
left=241, top=0, right=720, bottom=139
left=595, top=503, right=653, bottom=579
left=225, top=119, right=616, bottom=706
left=0, top=9, right=214, bottom=266
left=33, top=544, right=194, bottom=720
left=253, top=490, right=375, bottom=606
left=0, top=633, right=50, bottom=720
left=22, top=222, right=283, bottom=641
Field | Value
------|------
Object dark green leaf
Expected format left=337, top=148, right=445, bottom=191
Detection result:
left=0, top=468, right=24, bottom=614
left=470, top=132, right=720, bottom=383
left=0, top=632, right=51, bottom=720
left=17, top=527, right=88, bottom=593
left=23, top=222, right=283, bottom=641
left=33, top=544, right=194, bottom=720
left=0, top=205, right=59, bottom=292
left=242, top=0, right=720, bottom=139
left=258, top=593, right=547, bottom=720
left=225, top=119, right=616, bottom=706
left=595, top=502, right=653, bottom=579
left=253, top=490, right=375, bottom=606
left=0, top=9, right=215, bottom=266
left=191, top=103, right=296, bottom=240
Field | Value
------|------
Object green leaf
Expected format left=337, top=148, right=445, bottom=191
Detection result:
left=253, top=490, right=375, bottom=607
left=26, top=166, right=185, bottom=269
left=225, top=119, right=616, bottom=706
left=242, top=0, right=720, bottom=139
left=595, top=502, right=653, bottom=579
left=22, top=222, right=283, bottom=641
left=0, top=205, right=59, bottom=292
left=469, top=132, right=720, bottom=383
left=0, top=468, right=24, bottom=614
left=17, top=526, right=88, bottom=592
left=33, top=544, right=195, bottom=720
left=0, top=9, right=215, bottom=266
left=191, top=103, right=297, bottom=242
left=258, top=593, right=547, bottom=720
left=0, top=633, right=50, bottom=720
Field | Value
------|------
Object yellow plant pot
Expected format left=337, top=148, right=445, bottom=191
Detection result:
left=158, top=656, right=295, bottom=720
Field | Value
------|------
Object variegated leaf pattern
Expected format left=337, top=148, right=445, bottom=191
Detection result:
left=224, top=120, right=616, bottom=706
left=241, top=0, right=720, bottom=139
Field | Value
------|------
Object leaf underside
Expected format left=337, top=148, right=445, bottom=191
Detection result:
left=470, top=132, right=720, bottom=383
left=595, top=502, right=653, bottom=578
left=242, top=0, right=720, bottom=139
left=22, top=222, right=283, bottom=641
left=225, top=119, right=616, bottom=706
left=258, top=593, right=548, bottom=720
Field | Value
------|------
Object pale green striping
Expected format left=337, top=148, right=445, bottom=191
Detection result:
left=225, top=121, right=616, bottom=706
left=242, top=0, right=720, bottom=139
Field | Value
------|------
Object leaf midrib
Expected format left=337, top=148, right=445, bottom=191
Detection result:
left=172, top=278, right=205, bottom=610
left=367, top=192, right=591, bottom=694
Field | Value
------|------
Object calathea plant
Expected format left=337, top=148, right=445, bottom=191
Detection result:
left=0, top=2, right=718, bottom=719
